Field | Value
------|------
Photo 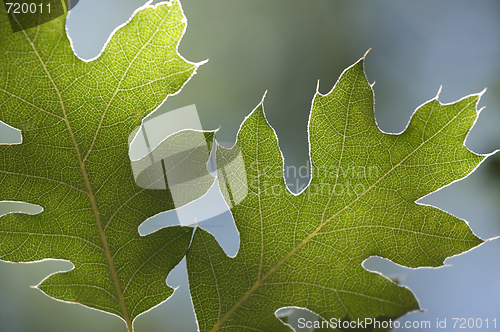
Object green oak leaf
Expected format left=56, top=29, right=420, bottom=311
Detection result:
left=0, top=1, right=210, bottom=331
left=186, top=57, right=486, bottom=331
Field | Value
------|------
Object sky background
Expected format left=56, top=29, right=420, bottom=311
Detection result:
left=1, top=0, right=499, bottom=331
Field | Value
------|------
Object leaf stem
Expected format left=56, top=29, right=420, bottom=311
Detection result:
left=60, top=0, right=67, bottom=14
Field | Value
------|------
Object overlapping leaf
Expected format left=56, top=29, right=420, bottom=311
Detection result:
left=0, top=1, right=211, bottom=331
left=186, top=58, right=485, bottom=331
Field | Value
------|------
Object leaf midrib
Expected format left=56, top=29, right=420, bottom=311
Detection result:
left=209, top=94, right=476, bottom=331
left=13, top=15, right=133, bottom=331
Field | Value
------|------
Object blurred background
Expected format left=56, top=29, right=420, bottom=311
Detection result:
left=1, top=0, right=499, bottom=331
